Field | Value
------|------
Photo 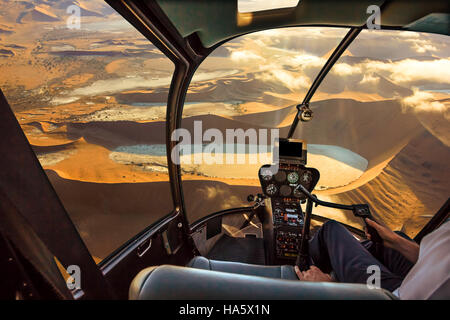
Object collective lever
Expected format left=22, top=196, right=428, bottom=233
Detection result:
left=293, top=184, right=382, bottom=243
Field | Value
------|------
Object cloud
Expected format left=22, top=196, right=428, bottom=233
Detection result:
left=255, top=65, right=311, bottom=91
left=401, top=90, right=450, bottom=146
left=360, top=73, right=379, bottom=85
left=365, top=58, right=450, bottom=84
left=401, top=90, right=448, bottom=114
left=245, top=27, right=349, bottom=56
left=203, top=27, right=450, bottom=99
left=330, top=58, right=450, bottom=86
left=288, top=54, right=325, bottom=68
left=230, top=49, right=265, bottom=62
left=268, top=69, right=310, bottom=90
left=332, top=63, right=361, bottom=76
left=407, top=39, right=438, bottom=53
left=227, top=40, right=325, bottom=92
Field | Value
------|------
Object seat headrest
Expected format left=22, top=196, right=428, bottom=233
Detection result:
left=130, top=265, right=396, bottom=300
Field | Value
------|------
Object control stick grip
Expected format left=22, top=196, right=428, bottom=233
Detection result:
left=365, top=224, right=382, bottom=243
left=352, top=205, right=382, bottom=243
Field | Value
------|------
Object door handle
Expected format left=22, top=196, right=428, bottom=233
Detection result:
left=137, top=238, right=152, bottom=257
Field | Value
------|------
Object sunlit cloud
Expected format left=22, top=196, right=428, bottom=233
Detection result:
left=360, top=73, right=379, bottom=85
left=332, top=63, right=362, bottom=76
left=256, top=66, right=310, bottom=90
left=230, top=49, right=266, bottom=62
left=407, top=39, right=438, bottom=53
left=365, top=58, right=450, bottom=84
left=245, top=27, right=349, bottom=55
left=401, top=90, right=450, bottom=146
left=288, top=54, right=325, bottom=67
left=202, top=27, right=450, bottom=102
left=402, top=90, right=448, bottom=114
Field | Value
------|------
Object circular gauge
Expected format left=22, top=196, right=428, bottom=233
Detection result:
left=293, top=187, right=304, bottom=198
left=274, top=170, right=287, bottom=182
left=280, top=185, right=292, bottom=197
left=260, top=168, right=273, bottom=181
left=287, top=171, right=299, bottom=184
left=265, top=184, right=278, bottom=196
left=300, top=171, right=312, bottom=184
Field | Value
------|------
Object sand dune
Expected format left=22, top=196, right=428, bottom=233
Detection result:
left=45, top=169, right=174, bottom=259
left=17, top=96, right=427, bottom=191
left=66, top=120, right=166, bottom=148
left=110, top=145, right=366, bottom=189
left=2, top=7, right=448, bottom=263
left=39, top=126, right=447, bottom=259
left=293, top=99, right=424, bottom=167
left=42, top=138, right=169, bottom=183
left=233, top=103, right=297, bottom=128
left=0, top=27, right=13, bottom=34
left=332, top=130, right=450, bottom=237
left=319, top=70, right=413, bottom=99
left=0, top=48, right=14, bottom=57
left=186, top=74, right=292, bottom=105
left=52, top=0, right=112, bottom=16
left=194, top=98, right=424, bottom=169
left=15, top=5, right=60, bottom=24
left=18, top=91, right=446, bottom=244
left=182, top=180, right=260, bottom=223
left=3, top=1, right=106, bottom=25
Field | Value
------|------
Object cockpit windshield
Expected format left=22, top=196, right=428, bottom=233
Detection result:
left=304, top=29, right=450, bottom=237
left=181, top=27, right=450, bottom=237
left=180, top=27, right=349, bottom=222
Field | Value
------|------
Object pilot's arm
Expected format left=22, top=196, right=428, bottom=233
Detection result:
left=295, top=219, right=420, bottom=282
left=365, top=219, right=419, bottom=264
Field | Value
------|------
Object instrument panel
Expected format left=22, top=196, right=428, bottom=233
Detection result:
left=259, top=163, right=319, bottom=261
left=258, top=164, right=320, bottom=200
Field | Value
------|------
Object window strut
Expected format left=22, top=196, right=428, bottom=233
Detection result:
left=287, top=27, right=362, bottom=139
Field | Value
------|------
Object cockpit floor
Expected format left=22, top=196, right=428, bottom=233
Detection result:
left=206, top=234, right=266, bottom=265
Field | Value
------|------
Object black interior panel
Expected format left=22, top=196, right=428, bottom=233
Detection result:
left=101, top=214, right=193, bottom=299
left=206, top=234, right=265, bottom=265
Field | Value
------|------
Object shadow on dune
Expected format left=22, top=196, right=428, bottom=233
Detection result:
left=334, top=130, right=450, bottom=237
left=45, top=169, right=262, bottom=260
left=45, top=169, right=174, bottom=260
left=63, top=98, right=423, bottom=172
left=182, top=180, right=262, bottom=223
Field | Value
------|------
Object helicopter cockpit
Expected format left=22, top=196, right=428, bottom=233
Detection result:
left=0, top=0, right=449, bottom=302
left=128, top=137, right=392, bottom=300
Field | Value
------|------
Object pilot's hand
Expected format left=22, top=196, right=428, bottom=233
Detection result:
left=295, top=265, right=334, bottom=282
left=365, top=218, right=398, bottom=249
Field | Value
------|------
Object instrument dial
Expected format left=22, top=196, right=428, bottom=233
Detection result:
left=280, top=185, right=292, bottom=197
left=301, top=171, right=312, bottom=184
left=274, top=170, right=287, bottom=182
left=287, top=171, right=299, bottom=184
left=266, top=184, right=278, bottom=196
left=260, top=168, right=273, bottom=181
left=293, top=187, right=304, bottom=198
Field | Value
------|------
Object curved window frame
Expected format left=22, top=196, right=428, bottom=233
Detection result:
left=0, top=2, right=177, bottom=263
left=179, top=26, right=450, bottom=239
left=180, top=26, right=351, bottom=224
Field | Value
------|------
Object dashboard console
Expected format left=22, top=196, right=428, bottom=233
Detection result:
left=258, top=139, right=319, bottom=262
